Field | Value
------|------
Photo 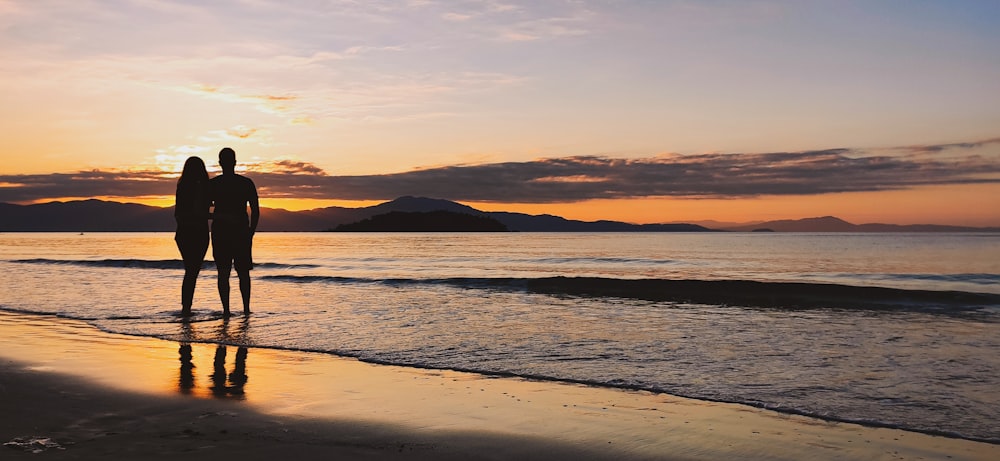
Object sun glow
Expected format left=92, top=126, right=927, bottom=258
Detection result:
left=153, top=153, right=198, bottom=174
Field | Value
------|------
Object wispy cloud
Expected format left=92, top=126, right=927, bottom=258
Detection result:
left=891, top=137, right=1000, bottom=154
left=3, top=140, right=998, bottom=204
left=443, top=12, right=474, bottom=22
left=495, top=12, right=594, bottom=42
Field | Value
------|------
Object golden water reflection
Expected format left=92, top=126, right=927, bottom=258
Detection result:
left=177, top=316, right=250, bottom=399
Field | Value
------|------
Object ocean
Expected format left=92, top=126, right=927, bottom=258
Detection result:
left=1, top=232, right=998, bottom=443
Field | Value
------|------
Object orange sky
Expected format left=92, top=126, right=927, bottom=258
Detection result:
left=466, top=185, right=1000, bottom=227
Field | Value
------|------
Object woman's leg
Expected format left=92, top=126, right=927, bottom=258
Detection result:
left=180, top=260, right=200, bottom=314
left=177, top=231, right=209, bottom=314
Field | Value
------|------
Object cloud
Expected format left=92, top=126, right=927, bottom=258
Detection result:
left=269, top=160, right=326, bottom=175
left=256, top=148, right=997, bottom=202
left=443, top=12, right=473, bottom=22
left=3, top=140, right=998, bottom=204
left=496, top=14, right=593, bottom=42
left=893, top=137, right=1000, bottom=154
left=227, top=125, right=260, bottom=139
left=0, top=170, right=174, bottom=203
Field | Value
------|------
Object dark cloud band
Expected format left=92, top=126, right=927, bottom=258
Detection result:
left=2, top=140, right=999, bottom=204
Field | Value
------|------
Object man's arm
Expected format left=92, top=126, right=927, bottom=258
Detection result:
left=248, top=179, right=260, bottom=235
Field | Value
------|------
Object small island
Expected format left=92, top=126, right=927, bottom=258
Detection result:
left=329, top=210, right=509, bottom=232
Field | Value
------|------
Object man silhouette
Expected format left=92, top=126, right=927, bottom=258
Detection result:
left=211, top=147, right=259, bottom=316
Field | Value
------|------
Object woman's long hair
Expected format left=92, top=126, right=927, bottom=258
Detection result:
left=178, top=156, right=209, bottom=188
left=176, top=156, right=210, bottom=220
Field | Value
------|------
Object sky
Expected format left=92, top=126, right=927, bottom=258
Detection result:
left=1, top=0, right=999, bottom=226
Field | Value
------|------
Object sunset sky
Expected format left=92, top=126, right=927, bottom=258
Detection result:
left=1, top=0, right=999, bottom=226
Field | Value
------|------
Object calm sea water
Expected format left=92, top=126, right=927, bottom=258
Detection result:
left=1, top=232, right=998, bottom=442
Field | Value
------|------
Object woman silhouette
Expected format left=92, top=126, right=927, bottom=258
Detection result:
left=174, top=156, right=212, bottom=316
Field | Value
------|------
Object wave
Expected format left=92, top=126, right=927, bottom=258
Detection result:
left=0, top=304, right=102, bottom=321
left=8, top=258, right=999, bottom=311
left=530, top=256, right=679, bottom=265
left=261, top=274, right=1000, bottom=312
left=10, top=258, right=319, bottom=270
left=855, top=273, right=1000, bottom=286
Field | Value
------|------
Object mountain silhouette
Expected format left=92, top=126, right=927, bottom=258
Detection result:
left=721, top=216, right=999, bottom=232
left=0, top=199, right=174, bottom=231
left=332, top=210, right=509, bottom=232
left=724, top=216, right=857, bottom=232
left=368, top=196, right=482, bottom=215
left=1, top=197, right=996, bottom=232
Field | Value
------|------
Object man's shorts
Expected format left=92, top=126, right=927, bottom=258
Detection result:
left=212, top=220, right=251, bottom=272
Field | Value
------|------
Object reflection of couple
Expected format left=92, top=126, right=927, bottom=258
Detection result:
left=178, top=344, right=249, bottom=398
left=174, top=147, right=260, bottom=317
left=211, top=345, right=249, bottom=398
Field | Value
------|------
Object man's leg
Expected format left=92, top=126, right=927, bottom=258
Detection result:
left=234, top=229, right=252, bottom=315
left=217, top=260, right=232, bottom=316
left=237, top=267, right=251, bottom=315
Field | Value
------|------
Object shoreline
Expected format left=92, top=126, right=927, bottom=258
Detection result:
left=1, top=357, right=626, bottom=460
left=1, top=311, right=998, bottom=460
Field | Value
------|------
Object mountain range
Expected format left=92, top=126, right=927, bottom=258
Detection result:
left=0, top=197, right=996, bottom=232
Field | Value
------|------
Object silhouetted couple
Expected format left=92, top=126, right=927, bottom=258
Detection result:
left=174, top=147, right=260, bottom=317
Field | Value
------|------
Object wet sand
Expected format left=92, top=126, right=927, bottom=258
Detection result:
left=1, top=311, right=997, bottom=460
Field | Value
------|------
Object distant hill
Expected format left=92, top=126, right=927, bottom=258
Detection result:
left=332, top=210, right=509, bottom=232
left=721, top=216, right=1000, bottom=232
left=723, top=216, right=858, bottom=232
left=0, top=197, right=996, bottom=232
left=0, top=199, right=174, bottom=231
left=677, top=219, right=764, bottom=229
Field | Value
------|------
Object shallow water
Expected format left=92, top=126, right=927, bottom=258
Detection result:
left=0, top=232, right=998, bottom=442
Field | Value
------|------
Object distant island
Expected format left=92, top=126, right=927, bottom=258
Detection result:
left=0, top=196, right=997, bottom=232
left=714, top=216, right=999, bottom=233
left=331, top=210, right=509, bottom=232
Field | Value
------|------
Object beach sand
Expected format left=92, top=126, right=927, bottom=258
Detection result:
left=1, top=312, right=996, bottom=460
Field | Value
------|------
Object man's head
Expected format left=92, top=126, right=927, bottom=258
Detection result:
left=219, top=147, right=236, bottom=173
